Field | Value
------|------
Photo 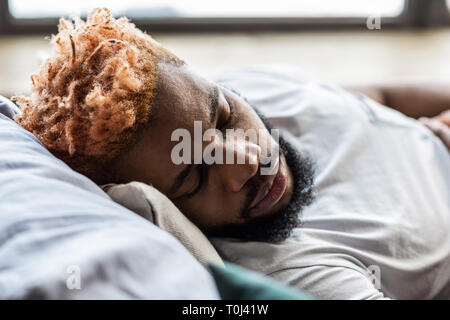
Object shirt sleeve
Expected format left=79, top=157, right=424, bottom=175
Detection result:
left=268, top=265, right=390, bottom=300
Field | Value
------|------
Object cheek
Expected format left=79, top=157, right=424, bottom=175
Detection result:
left=175, top=188, right=244, bottom=227
left=235, top=104, right=271, bottom=133
left=237, top=108, right=276, bottom=152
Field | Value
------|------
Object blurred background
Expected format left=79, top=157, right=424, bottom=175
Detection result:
left=2, top=0, right=450, bottom=98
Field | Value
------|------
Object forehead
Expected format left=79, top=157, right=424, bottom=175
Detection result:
left=153, top=63, right=214, bottom=148
left=157, top=63, right=212, bottom=120
left=119, top=63, right=213, bottom=192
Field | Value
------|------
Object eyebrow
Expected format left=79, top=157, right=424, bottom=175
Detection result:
left=209, top=86, right=219, bottom=124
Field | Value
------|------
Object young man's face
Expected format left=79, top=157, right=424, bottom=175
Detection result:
left=112, top=62, right=306, bottom=238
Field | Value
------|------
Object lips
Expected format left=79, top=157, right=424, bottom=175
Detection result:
left=249, top=158, right=288, bottom=212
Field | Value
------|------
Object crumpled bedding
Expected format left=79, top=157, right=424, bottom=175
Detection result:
left=0, top=96, right=219, bottom=299
left=102, top=181, right=224, bottom=268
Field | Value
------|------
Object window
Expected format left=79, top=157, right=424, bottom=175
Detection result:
left=9, top=0, right=404, bottom=19
left=2, top=0, right=450, bottom=33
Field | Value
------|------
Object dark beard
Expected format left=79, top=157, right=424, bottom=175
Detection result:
left=203, top=107, right=316, bottom=243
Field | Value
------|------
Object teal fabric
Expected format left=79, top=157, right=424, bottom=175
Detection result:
left=209, top=262, right=314, bottom=300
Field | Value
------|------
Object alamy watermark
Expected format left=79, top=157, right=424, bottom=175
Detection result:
left=66, top=264, right=81, bottom=290
left=366, top=265, right=381, bottom=290
left=366, top=13, right=381, bottom=30
left=170, top=121, right=280, bottom=175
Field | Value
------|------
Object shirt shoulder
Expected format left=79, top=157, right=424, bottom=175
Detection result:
left=270, top=264, right=387, bottom=300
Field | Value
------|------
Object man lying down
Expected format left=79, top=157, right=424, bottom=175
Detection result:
left=14, top=8, right=450, bottom=299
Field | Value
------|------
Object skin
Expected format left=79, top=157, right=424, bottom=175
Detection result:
left=111, top=62, right=449, bottom=229
left=419, top=110, right=450, bottom=150
left=112, top=62, right=294, bottom=228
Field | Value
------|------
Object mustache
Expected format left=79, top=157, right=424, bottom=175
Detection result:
left=240, top=153, right=280, bottom=220
left=240, top=176, right=260, bottom=220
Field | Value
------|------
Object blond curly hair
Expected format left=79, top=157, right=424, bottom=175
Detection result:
left=14, top=8, right=183, bottom=183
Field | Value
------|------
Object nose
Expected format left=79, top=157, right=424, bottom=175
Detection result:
left=216, top=139, right=261, bottom=192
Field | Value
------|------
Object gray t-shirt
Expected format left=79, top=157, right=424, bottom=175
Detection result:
left=211, top=67, right=450, bottom=300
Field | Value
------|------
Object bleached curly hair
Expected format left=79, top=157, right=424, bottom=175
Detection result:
left=14, top=8, right=183, bottom=183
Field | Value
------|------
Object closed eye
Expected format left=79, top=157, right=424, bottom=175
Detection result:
left=178, top=95, right=234, bottom=200
left=182, top=164, right=207, bottom=199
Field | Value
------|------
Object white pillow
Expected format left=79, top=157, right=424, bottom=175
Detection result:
left=103, top=182, right=224, bottom=268
left=0, top=96, right=219, bottom=299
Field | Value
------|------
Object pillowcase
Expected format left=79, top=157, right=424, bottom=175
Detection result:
left=209, top=263, right=314, bottom=300
left=103, top=182, right=224, bottom=268
left=0, top=95, right=20, bottom=119
left=0, top=96, right=219, bottom=299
